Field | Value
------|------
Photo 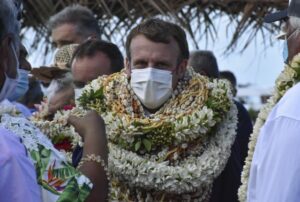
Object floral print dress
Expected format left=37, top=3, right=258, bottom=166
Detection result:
left=0, top=100, right=92, bottom=202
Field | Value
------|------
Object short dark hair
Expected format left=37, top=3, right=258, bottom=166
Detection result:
left=188, top=50, right=219, bottom=78
left=72, top=39, right=124, bottom=73
left=48, top=4, right=100, bottom=38
left=125, top=18, right=189, bottom=62
left=220, top=71, right=237, bottom=87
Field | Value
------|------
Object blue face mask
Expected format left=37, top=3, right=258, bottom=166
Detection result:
left=7, top=69, right=29, bottom=101
left=282, top=40, right=289, bottom=64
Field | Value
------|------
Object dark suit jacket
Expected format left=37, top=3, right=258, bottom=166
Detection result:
left=209, top=101, right=252, bottom=202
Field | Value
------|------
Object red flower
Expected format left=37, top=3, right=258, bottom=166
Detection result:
left=63, top=105, right=75, bottom=111
left=54, top=139, right=73, bottom=152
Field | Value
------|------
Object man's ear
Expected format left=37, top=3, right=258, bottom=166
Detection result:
left=125, top=57, right=131, bottom=78
left=177, top=59, right=188, bottom=78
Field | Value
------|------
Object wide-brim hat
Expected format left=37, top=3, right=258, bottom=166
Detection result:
left=31, top=44, right=79, bottom=83
left=264, top=0, right=300, bottom=23
left=31, top=66, right=69, bottom=83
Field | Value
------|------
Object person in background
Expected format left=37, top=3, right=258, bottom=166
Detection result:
left=188, top=50, right=252, bottom=202
left=31, top=44, right=78, bottom=118
left=7, top=43, right=32, bottom=117
left=48, top=4, right=101, bottom=48
left=71, top=39, right=124, bottom=98
left=243, top=1, right=300, bottom=201
left=220, top=70, right=238, bottom=97
left=46, top=72, right=75, bottom=115
left=19, top=77, right=44, bottom=113
left=71, top=18, right=241, bottom=201
left=188, top=50, right=219, bottom=78
left=0, top=1, right=108, bottom=201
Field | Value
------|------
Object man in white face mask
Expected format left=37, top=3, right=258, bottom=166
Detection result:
left=125, top=20, right=188, bottom=113
left=72, top=18, right=239, bottom=201
left=71, top=39, right=124, bottom=100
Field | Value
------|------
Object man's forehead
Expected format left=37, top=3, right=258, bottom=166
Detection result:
left=129, top=35, right=180, bottom=59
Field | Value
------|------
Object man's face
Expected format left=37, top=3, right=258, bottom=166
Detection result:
left=125, top=34, right=187, bottom=89
left=51, top=23, right=84, bottom=48
left=287, top=21, right=300, bottom=62
left=71, top=51, right=112, bottom=88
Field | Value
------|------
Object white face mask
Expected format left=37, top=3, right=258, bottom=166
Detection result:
left=130, top=67, right=172, bottom=109
left=74, top=88, right=83, bottom=100
left=0, top=43, right=19, bottom=101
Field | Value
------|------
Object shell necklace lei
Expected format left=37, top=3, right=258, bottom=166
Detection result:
left=238, top=53, right=300, bottom=201
left=34, top=67, right=238, bottom=201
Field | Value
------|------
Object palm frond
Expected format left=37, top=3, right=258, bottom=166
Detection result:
left=21, top=0, right=288, bottom=53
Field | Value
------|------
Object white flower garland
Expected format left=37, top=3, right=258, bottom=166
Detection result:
left=238, top=53, right=300, bottom=201
left=33, top=68, right=238, bottom=201
left=109, top=104, right=237, bottom=199
left=33, top=108, right=84, bottom=148
left=79, top=69, right=234, bottom=152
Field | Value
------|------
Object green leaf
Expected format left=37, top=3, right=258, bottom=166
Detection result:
left=57, top=177, right=91, bottom=202
left=56, top=178, right=79, bottom=202
left=52, top=166, right=77, bottom=180
left=134, top=141, right=142, bottom=151
left=41, top=181, right=60, bottom=195
left=142, top=138, right=152, bottom=152
left=41, top=147, right=51, bottom=158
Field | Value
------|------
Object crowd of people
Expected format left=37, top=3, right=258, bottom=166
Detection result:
left=0, top=0, right=300, bottom=201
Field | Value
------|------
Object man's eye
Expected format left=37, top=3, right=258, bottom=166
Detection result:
left=155, top=62, right=170, bottom=68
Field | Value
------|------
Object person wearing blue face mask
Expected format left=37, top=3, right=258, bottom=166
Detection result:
left=281, top=22, right=300, bottom=64
left=7, top=43, right=32, bottom=117
left=8, top=44, right=30, bottom=101
left=240, top=0, right=300, bottom=201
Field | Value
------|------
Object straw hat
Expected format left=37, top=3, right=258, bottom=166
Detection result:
left=31, top=44, right=79, bottom=83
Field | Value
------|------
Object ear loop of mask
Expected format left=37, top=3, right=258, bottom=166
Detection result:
left=283, top=29, right=300, bottom=64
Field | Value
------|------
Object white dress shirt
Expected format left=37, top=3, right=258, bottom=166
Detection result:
left=248, top=82, right=300, bottom=202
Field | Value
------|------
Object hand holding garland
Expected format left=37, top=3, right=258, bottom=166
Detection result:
left=68, top=110, right=108, bottom=202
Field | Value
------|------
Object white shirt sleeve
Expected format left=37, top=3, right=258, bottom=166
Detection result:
left=248, top=116, right=300, bottom=202
left=0, top=127, right=41, bottom=202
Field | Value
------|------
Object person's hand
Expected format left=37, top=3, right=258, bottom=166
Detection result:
left=68, top=110, right=106, bottom=141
